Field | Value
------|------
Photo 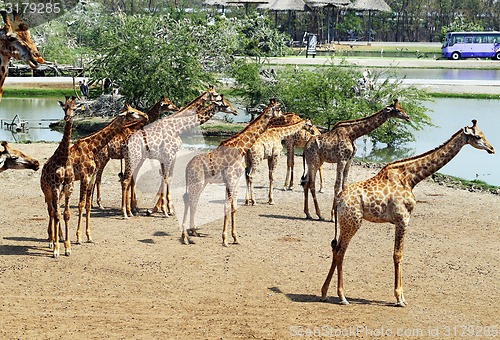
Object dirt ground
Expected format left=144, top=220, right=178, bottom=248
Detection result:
left=0, top=142, right=499, bottom=339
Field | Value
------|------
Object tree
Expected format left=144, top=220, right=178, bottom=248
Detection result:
left=230, top=58, right=433, bottom=147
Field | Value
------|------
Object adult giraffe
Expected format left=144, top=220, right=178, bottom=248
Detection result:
left=0, top=10, right=44, bottom=101
left=301, top=99, right=411, bottom=220
left=181, top=98, right=282, bottom=246
left=121, top=87, right=237, bottom=218
left=93, top=96, right=179, bottom=209
left=321, top=120, right=494, bottom=307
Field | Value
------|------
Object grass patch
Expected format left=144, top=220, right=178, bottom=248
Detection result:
left=3, top=87, right=75, bottom=98
left=431, top=173, right=499, bottom=194
left=429, top=92, right=500, bottom=100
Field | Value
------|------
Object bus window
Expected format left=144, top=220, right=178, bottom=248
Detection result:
left=474, top=36, right=482, bottom=43
left=465, top=36, right=473, bottom=43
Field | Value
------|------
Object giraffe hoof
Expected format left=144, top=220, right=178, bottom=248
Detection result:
left=268, top=201, right=275, bottom=205
left=395, top=302, right=407, bottom=308
left=145, top=209, right=153, bottom=216
left=65, top=249, right=71, bottom=256
left=320, top=296, right=328, bottom=302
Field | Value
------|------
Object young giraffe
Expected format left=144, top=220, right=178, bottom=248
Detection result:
left=321, top=120, right=495, bottom=307
left=0, top=11, right=44, bottom=101
left=301, top=99, right=411, bottom=220
left=121, top=89, right=237, bottom=218
left=0, top=141, right=39, bottom=172
left=40, top=97, right=77, bottom=257
left=93, top=96, right=179, bottom=209
left=181, top=98, right=282, bottom=246
left=283, top=120, right=324, bottom=191
left=245, top=113, right=306, bottom=205
left=64, top=105, right=149, bottom=245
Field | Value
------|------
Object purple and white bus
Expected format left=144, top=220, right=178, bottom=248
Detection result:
left=441, top=31, right=500, bottom=60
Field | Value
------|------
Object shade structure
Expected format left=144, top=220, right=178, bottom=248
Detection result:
left=259, top=0, right=311, bottom=11
left=349, top=0, right=391, bottom=43
left=227, top=0, right=270, bottom=14
left=307, top=0, right=352, bottom=43
left=258, top=0, right=312, bottom=37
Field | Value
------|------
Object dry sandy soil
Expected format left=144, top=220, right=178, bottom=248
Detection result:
left=0, top=142, right=499, bottom=339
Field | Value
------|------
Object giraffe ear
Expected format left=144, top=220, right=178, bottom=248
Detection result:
left=58, top=101, right=65, bottom=107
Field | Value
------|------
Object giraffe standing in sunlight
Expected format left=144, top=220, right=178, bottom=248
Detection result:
left=321, top=120, right=494, bottom=307
left=181, top=99, right=282, bottom=246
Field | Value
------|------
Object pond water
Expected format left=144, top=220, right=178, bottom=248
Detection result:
left=1, top=96, right=498, bottom=186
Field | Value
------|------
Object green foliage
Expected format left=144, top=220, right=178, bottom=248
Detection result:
left=229, top=59, right=433, bottom=147
left=236, top=14, right=291, bottom=57
left=89, top=14, right=228, bottom=107
left=439, top=16, right=486, bottom=40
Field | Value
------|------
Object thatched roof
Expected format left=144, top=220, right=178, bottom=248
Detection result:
left=307, top=0, right=351, bottom=8
left=226, top=0, right=269, bottom=4
left=350, top=0, right=391, bottom=12
left=259, top=0, right=311, bottom=11
left=203, top=0, right=228, bottom=5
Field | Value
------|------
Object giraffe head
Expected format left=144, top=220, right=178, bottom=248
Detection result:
left=0, top=10, right=44, bottom=68
left=463, top=120, right=495, bottom=154
left=119, top=104, right=149, bottom=128
left=263, top=98, right=282, bottom=119
left=213, top=94, right=238, bottom=115
left=58, top=96, right=78, bottom=122
left=0, top=141, right=40, bottom=172
left=383, top=99, right=411, bottom=122
left=302, top=119, right=320, bottom=135
left=160, top=95, right=179, bottom=112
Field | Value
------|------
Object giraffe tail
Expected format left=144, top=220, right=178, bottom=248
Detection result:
left=300, top=151, right=307, bottom=187
left=331, top=202, right=338, bottom=250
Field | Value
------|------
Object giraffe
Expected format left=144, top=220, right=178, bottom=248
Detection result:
left=320, top=120, right=494, bottom=307
left=0, top=10, right=44, bottom=101
left=181, top=98, right=282, bottom=246
left=0, top=141, right=39, bottom=172
left=283, top=120, right=324, bottom=192
left=121, top=88, right=237, bottom=218
left=93, top=96, right=179, bottom=209
left=40, top=97, right=77, bottom=257
left=245, top=112, right=306, bottom=205
left=65, top=105, right=149, bottom=245
left=301, top=99, right=411, bottom=220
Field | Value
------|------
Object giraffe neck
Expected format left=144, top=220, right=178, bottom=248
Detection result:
left=335, top=108, right=389, bottom=140
left=54, top=117, right=73, bottom=163
left=386, top=129, right=466, bottom=188
left=145, top=100, right=165, bottom=123
left=0, top=53, right=10, bottom=100
left=79, top=116, right=131, bottom=154
left=170, top=92, right=208, bottom=119
left=156, top=102, right=218, bottom=135
left=269, top=121, right=304, bottom=140
left=220, top=110, right=272, bottom=155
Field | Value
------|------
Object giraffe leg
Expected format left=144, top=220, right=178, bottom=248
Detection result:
left=326, top=205, right=361, bottom=305
left=309, top=170, right=323, bottom=220
left=62, top=182, right=73, bottom=253
left=330, top=161, right=346, bottom=221
left=150, top=163, right=167, bottom=215
left=320, top=248, right=337, bottom=301
left=75, top=179, right=88, bottom=244
left=230, top=185, right=240, bottom=244
left=165, top=162, right=175, bottom=216
left=284, top=145, right=293, bottom=190
left=245, top=166, right=255, bottom=206
left=318, top=164, right=324, bottom=193
left=394, top=222, right=408, bottom=307
left=94, top=164, right=105, bottom=209
left=267, top=156, right=277, bottom=205
left=84, top=177, right=95, bottom=243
